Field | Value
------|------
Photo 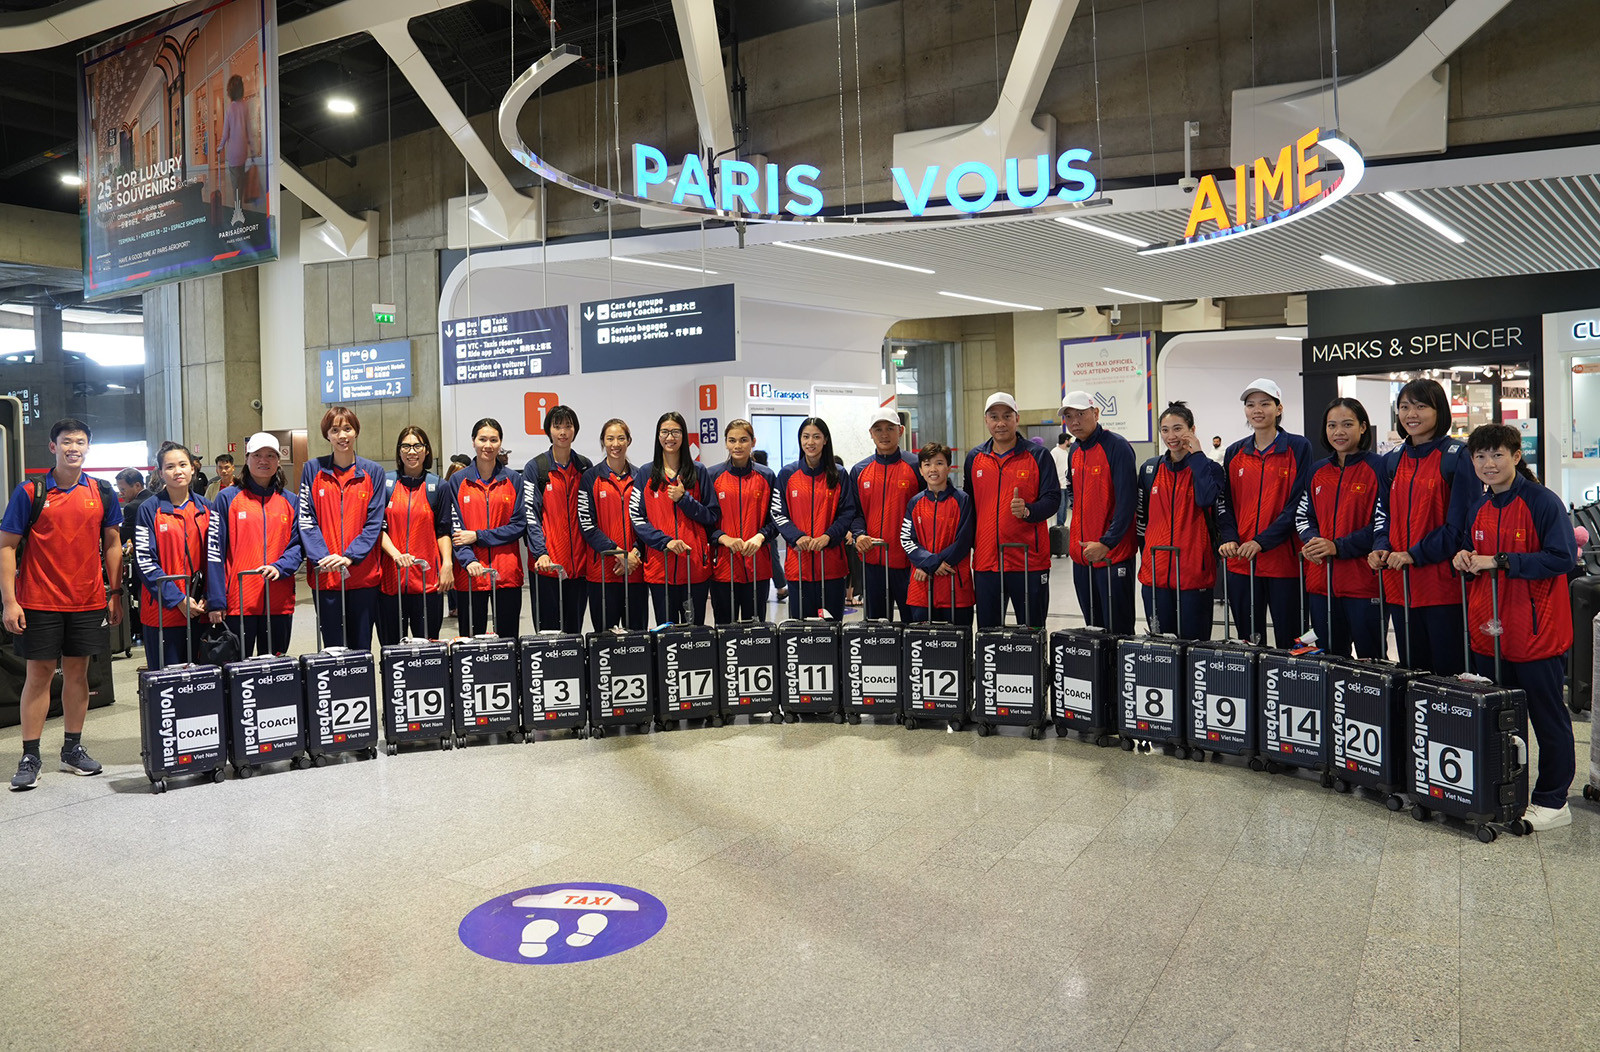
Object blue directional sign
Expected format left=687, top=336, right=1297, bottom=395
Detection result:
left=319, top=340, right=412, bottom=403
left=442, top=306, right=571, bottom=386
left=579, top=283, right=737, bottom=373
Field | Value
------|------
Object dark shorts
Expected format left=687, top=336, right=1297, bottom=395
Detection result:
left=17, top=608, right=108, bottom=661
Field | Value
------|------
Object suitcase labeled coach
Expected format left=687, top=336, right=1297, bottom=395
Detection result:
left=844, top=547, right=903, bottom=725
left=973, top=543, right=1047, bottom=739
left=138, top=573, right=227, bottom=793
left=223, top=568, right=310, bottom=776
left=1049, top=552, right=1124, bottom=747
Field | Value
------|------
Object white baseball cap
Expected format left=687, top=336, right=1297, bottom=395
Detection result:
left=1060, top=390, right=1095, bottom=411
left=1241, top=378, right=1283, bottom=401
left=870, top=407, right=901, bottom=426
left=244, top=432, right=279, bottom=455
left=983, top=392, right=1019, bottom=414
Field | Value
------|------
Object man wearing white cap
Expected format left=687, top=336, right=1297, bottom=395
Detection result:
left=206, top=432, right=304, bottom=657
left=848, top=407, right=924, bottom=620
left=963, top=392, right=1059, bottom=628
left=1060, top=390, right=1138, bottom=633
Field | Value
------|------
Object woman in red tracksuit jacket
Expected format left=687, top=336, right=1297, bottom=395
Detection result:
left=205, top=435, right=302, bottom=657
left=577, top=418, right=647, bottom=631
left=1135, top=402, right=1224, bottom=641
left=1452, top=423, right=1577, bottom=831
left=445, top=418, right=531, bottom=637
left=522, top=404, right=592, bottom=634
left=297, top=405, right=387, bottom=650
left=629, top=411, right=719, bottom=626
left=1368, top=378, right=1480, bottom=674
left=1217, top=378, right=1313, bottom=648
left=1295, top=398, right=1385, bottom=660
left=135, top=441, right=211, bottom=670
left=708, top=418, right=778, bottom=624
left=899, top=443, right=975, bottom=627
left=772, top=417, right=858, bottom=621
left=377, top=426, right=454, bottom=644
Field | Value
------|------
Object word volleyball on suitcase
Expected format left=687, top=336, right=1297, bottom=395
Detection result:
left=902, top=571, right=969, bottom=732
left=973, top=542, right=1047, bottom=739
left=1185, top=557, right=1261, bottom=768
left=1049, top=556, right=1119, bottom=747
left=1116, top=547, right=1190, bottom=757
left=519, top=560, right=588, bottom=739
left=1324, top=568, right=1416, bottom=809
left=379, top=558, right=454, bottom=754
left=223, top=567, right=310, bottom=776
left=139, top=572, right=228, bottom=793
left=720, top=555, right=781, bottom=725
left=302, top=566, right=380, bottom=765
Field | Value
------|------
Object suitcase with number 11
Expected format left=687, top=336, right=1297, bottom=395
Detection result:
left=777, top=549, right=843, bottom=723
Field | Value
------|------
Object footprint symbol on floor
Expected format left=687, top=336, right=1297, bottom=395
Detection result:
left=519, top=917, right=561, bottom=958
left=565, top=912, right=608, bottom=948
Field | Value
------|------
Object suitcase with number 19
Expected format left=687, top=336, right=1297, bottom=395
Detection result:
left=380, top=557, right=454, bottom=754
left=973, top=542, right=1047, bottom=739
left=902, top=573, right=971, bottom=732
left=587, top=550, right=655, bottom=738
left=302, top=568, right=380, bottom=766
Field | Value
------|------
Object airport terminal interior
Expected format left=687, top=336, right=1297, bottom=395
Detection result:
left=3, top=0, right=1600, bottom=1048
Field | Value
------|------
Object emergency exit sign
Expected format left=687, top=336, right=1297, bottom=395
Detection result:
left=373, top=302, right=397, bottom=325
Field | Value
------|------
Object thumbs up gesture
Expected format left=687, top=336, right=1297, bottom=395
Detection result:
left=667, top=476, right=685, bottom=502
left=1010, top=486, right=1027, bottom=520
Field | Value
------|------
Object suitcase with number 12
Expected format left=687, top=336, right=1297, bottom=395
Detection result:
left=901, top=572, right=970, bottom=732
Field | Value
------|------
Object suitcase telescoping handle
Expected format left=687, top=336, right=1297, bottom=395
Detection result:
left=1401, top=564, right=1415, bottom=668
left=678, top=546, right=694, bottom=624
left=237, top=567, right=271, bottom=657
left=1222, top=555, right=1260, bottom=646
left=392, top=558, right=430, bottom=644
left=865, top=537, right=891, bottom=621
left=1458, top=568, right=1507, bottom=683
left=924, top=557, right=958, bottom=623
left=998, top=542, right=1030, bottom=627
left=601, top=547, right=628, bottom=632
left=1152, top=545, right=1183, bottom=637
left=148, top=572, right=190, bottom=668
left=529, top=549, right=568, bottom=634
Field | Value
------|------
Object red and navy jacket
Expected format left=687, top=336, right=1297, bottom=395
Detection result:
left=446, top=464, right=530, bottom=593
left=900, top=487, right=976, bottom=611
left=577, top=462, right=646, bottom=585
left=1135, top=452, right=1224, bottom=591
left=1463, top=475, right=1575, bottom=663
left=0, top=472, right=120, bottom=613
left=1065, top=426, right=1138, bottom=567
left=135, top=492, right=211, bottom=629
left=206, top=479, right=303, bottom=616
left=1294, top=452, right=1384, bottom=600
left=382, top=473, right=449, bottom=595
left=1219, top=430, right=1313, bottom=579
left=962, top=438, right=1058, bottom=573
left=1372, top=435, right=1480, bottom=607
left=523, top=451, right=594, bottom=586
left=297, top=455, right=387, bottom=591
left=707, top=461, right=778, bottom=584
left=849, top=451, right=925, bottom=569
left=771, top=459, right=858, bottom=581
left=630, top=463, right=719, bottom=585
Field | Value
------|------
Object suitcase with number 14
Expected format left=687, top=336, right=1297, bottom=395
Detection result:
left=1255, top=559, right=1332, bottom=784
left=380, top=558, right=453, bottom=754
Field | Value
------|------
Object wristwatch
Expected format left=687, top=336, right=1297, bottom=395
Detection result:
left=1495, top=552, right=1510, bottom=571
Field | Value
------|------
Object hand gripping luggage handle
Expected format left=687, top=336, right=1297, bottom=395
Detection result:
left=529, top=550, right=567, bottom=633
left=864, top=537, right=891, bottom=621
left=602, top=547, right=628, bottom=632
left=999, top=542, right=1030, bottom=627
left=148, top=572, right=190, bottom=668
left=1460, top=568, right=1507, bottom=683
left=1152, top=545, right=1182, bottom=637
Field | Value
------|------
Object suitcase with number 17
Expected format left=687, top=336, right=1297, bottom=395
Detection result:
left=654, top=550, right=721, bottom=730
left=777, top=549, right=843, bottom=724
left=380, top=557, right=454, bottom=754
left=719, top=555, right=781, bottom=725
left=518, top=557, right=588, bottom=740
left=973, top=542, right=1048, bottom=739
left=301, top=568, right=380, bottom=766
left=587, top=549, right=655, bottom=738
left=902, top=571, right=970, bottom=732
left=139, top=573, right=228, bottom=793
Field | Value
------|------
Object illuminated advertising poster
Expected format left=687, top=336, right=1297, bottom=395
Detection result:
left=78, top=0, right=279, bottom=299
left=1060, top=335, right=1152, bottom=442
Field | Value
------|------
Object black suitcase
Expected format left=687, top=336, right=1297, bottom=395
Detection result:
left=1568, top=575, right=1600, bottom=714
left=973, top=542, right=1047, bottom=739
left=450, top=568, right=520, bottom=746
left=902, top=573, right=970, bottom=732
left=1255, top=561, right=1332, bottom=782
left=1407, top=573, right=1531, bottom=842
left=843, top=551, right=903, bottom=725
left=1115, top=545, right=1190, bottom=756
left=1048, top=549, right=1122, bottom=746
left=138, top=573, right=227, bottom=792
left=518, top=555, right=587, bottom=739
left=587, top=552, right=655, bottom=737
left=222, top=569, right=310, bottom=777
left=1324, top=570, right=1419, bottom=808
left=777, top=549, right=843, bottom=723
left=654, top=551, right=722, bottom=730
left=301, top=570, right=381, bottom=765
left=718, top=561, right=781, bottom=726
left=1185, top=562, right=1262, bottom=766
left=379, top=557, right=454, bottom=754
left=1049, top=524, right=1067, bottom=558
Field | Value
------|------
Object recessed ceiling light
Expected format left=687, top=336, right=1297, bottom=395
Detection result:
left=1380, top=191, right=1466, bottom=245
left=1320, top=253, right=1397, bottom=286
left=774, top=241, right=934, bottom=274
left=327, top=97, right=357, bottom=116
left=1102, top=286, right=1162, bottom=303
left=937, top=291, right=1043, bottom=312
left=610, top=255, right=717, bottom=275
left=60, top=172, right=82, bottom=187
left=1054, top=217, right=1150, bottom=249
left=1274, top=335, right=1302, bottom=341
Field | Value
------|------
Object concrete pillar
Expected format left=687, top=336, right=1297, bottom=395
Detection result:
left=260, top=192, right=307, bottom=432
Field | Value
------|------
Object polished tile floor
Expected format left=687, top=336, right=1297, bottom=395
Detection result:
left=4, top=562, right=1596, bottom=1051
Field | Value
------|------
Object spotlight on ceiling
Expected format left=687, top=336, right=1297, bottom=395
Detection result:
left=59, top=172, right=82, bottom=187
left=327, top=96, right=357, bottom=116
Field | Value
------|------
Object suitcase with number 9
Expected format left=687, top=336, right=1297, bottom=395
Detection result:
left=1185, top=558, right=1262, bottom=767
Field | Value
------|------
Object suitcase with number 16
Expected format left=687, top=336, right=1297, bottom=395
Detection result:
left=380, top=558, right=453, bottom=754
left=302, top=568, right=380, bottom=766
left=777, top=549, right=843, bottom=724
left=518, top=558, right=588, bottom=740
left=902, top=572, right=970, bottom=732
left=973, top=542, right=1047, bottom=739
left=719, top=556, right=781, bottom=725
left=587, top=550, right=655, bottom=738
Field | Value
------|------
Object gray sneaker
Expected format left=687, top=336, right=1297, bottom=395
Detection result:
left=59, top=743, right=102, bottom=777
left=10, top=754, right=40, bottom=790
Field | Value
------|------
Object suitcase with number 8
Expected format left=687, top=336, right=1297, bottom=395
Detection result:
left=973, top=542, right=1047, bottom=739
left=587, top=550, right=655, bottom=738
left=719, top=555, right=781, bottom=726
left=902, top=572, right=970, bottom=732
left=1116, top=546, right=1191, bottom=757
left=518, top=557, right=588, bottom=739
left=380, top=557, right=454, bottom=754
left=302, top=568, right=380, bottom=765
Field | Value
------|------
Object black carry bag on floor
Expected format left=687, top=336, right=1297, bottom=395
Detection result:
left=973, top=542, right=1048, bottom=739
left=844, top=543, right=904, bottom=725
left=1116, top=547, right=1191, bottom=757
left=519, top=558, right=589, bottom=740
left=223, top=568, right=310, bottom=777
left=301, top=567, right=380, bottom=765
left=1568, top=574, right=1600, bottom=714
left=902, top=572, right=972, bottom=732
left=380, top=558, right=454, bottom=754
left=138, top=573, right=227, bottom=793
left=1324, top=568, right=1420, bottom=809
left=1049, top=524, right=1068, bottom=558
left=654, top=550, right=721, bottom=730
left=1255, top=558, right=1333, bottom=784
left=1584, top=615, right=1600, bottom=805
left=587, top=549, right=655, bottom=738
left=777, top=548, right=843, bottom=724
left=1406, top=572, right=1531, bottom=843
left=719, top=555, right=781, bottom=725
left=1186, top=557, right=1262, bottom=767
left=1049, top=555, right=1120, bottom=747
left=451, top=568, right=521, bottom=746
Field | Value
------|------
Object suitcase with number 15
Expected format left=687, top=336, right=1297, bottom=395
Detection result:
left=719, top=555, right=781, bottom=726
left=518, top=558, right=588, bottom=739
left=587, top=549, right=655, bottom=738
left=450, top=568, right=521, bottom=746
left=902, top=572, right=970, bottom=732
left=973, top=542, right=1047, bottom=739
left=139, top=573, right=228, bottom=793
left=301, top=567, right=380, bottom=766
left=380, top=558, right=453, bottom=754
left=777, top=549, right=843, bottom=723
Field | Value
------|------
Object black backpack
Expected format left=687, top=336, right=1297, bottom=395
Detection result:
left=17, top=474, right=115, bottom=567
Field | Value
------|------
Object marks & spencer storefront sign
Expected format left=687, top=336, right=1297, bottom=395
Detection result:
left=1301, top=318, right=1541, bottom=375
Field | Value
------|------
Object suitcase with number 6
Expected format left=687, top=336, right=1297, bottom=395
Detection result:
left=902, top=573, right=970, bottom=732
left=587, top=552, right=655, bottom=738
left=973, top=543, right=1048, bottom=739
left=719, top=559, right=781, bottom=725
left=777, top=550, right=843, bottom=723
left=302, top=569, right=380, bottom=766
left=379, top=558, right=454, bottom=754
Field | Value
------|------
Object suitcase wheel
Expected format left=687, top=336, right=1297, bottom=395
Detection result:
left=1208, top=749, right=1224, bottom=763
left=511, top=731, right=525, bottom=744
left=1247, top=756, right=1265, bottom=772
left=785, top=713, right=799, bottom=724
left=1476, top=824, right=1498, bottom=844
left=846, top=713, right=861, bottom=726
left=1410, top=803, right=1432, bottom=822
left=947, top=720, right=963, bottom=733
left=711, top=716, right=725, bottom=728
left=903, top=717, right=918, bottom=731
left=1027, top=725, right=1042, bottom=741
left=1331, top=777, right=1351, bottom=794
left=364, top=746, right=379, bottom=761
left=1053, top=722, right=1068, bottom=738
left=234, top=764, right=254, bottom=779
left=1319, top=772, right=1335, bottom=789
left=1584, top=785, right=1599, bottom=803
left=292, top=754, right=313, bottom=770
left=440, top=737, right=453, bottom=751
left=637, top=722, right=652, bottom=735
left=831, top=712, right=845, bottom=725
left=313, top=754, right=329, bottom=768
left=151, top=778, right=167, bottom=795
left=653, top=719, right=669, bottom=732
left=385, top=743, right=399, bottom=757
left=456, top=736, right=468, bottom=749
left=210, top=768, right=226, bottom=784
left=1190, top=748, right=1206, bottom=763
left=1094, top=734, right=1115, bottom=748
left=1265, top=760, right=1285, bottom=775
left=976, top=723, right=992, bottom=738
left=592, top=726, right=607, bottom=739
left=1118, top=736, right=1133, bottom=751
left=1384, top=794, right=1405, bottom=812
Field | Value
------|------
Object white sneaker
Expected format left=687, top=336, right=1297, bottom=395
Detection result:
left=1523, top=803, right=1572, bottom=831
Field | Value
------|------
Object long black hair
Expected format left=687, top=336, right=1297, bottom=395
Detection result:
left=1466, top=423, right=1539, bottom=484
left=1396, top=379, right=1452, bottom=443
left=1320, top=397, right=1374, bottom=453
left=470, top=417, right=509, bottom=469
left=650, top=411, right=691, bottom=490
left=798, top=417, right=840, bottom=488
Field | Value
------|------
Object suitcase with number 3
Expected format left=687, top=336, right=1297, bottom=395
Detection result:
left=518, top=558, right=588, bottom=739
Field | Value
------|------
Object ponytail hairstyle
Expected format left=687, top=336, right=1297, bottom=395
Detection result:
left=599, top=417, right=634, bottom=475
left=1466, top=423, right=1539, bottom=484
left=1320, top=397, right=1374, bottom=453
left=1158, top=400, right=1195, bottom=430
left=650, top=411, right=691, bottom=490
left=155, top=440, right=196, bottom=499
left=798, top=417, right=840, bottom=488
